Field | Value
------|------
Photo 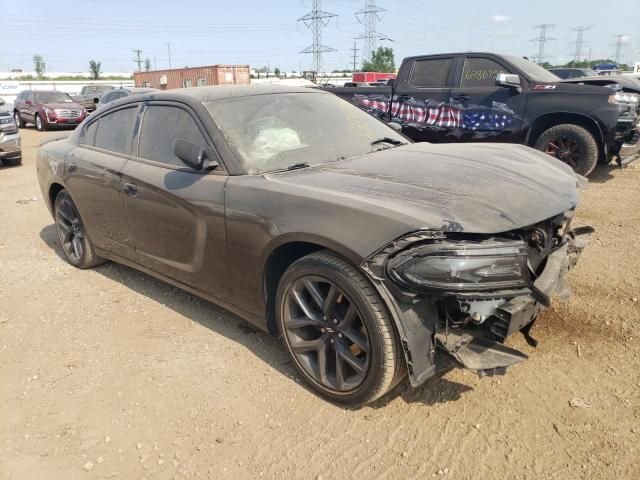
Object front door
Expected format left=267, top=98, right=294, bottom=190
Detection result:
left=120, top=103, right=231, bottom=301
left=449, top=55, right=526, bottom=143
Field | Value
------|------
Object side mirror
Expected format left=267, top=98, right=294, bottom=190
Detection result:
left=496, top=73, right=522, bottom=91
left=173, top=138, right=219, bottom=171
left=93, top=98, right=99, bottom=104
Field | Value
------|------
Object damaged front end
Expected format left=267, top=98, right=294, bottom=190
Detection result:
left=361, top=212, right=592, bottom=386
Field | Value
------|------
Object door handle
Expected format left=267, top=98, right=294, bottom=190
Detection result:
left=453, top=94, right=470, bottom=102
left=123, top=183, right=138, bottom=197
left=68, top=163, right=77, bottom=172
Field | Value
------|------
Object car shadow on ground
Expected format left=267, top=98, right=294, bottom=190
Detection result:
left=40, top=223, right=475, bottom=409
left=588, top=164, right=622, bottom=183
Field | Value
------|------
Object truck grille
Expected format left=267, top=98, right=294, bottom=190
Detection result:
left=54, top=109, right=82, bottom=118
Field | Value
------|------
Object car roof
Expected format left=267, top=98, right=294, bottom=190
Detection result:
left=137, top=85, right=324, bottom=103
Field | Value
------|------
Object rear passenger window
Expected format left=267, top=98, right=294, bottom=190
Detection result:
left=138, top=106, right=207, bottom=167
left=461, top=58, right=508, bottom=87
left=94, top=107, right=137, bottom=154
left=410, top=58, right=453, bottom=87
left=80, top=121, right=98, bottom=146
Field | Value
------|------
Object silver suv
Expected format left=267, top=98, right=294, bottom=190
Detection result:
left=0, top=97, right=21, bottom=166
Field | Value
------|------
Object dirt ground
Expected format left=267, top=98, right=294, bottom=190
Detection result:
left=1, top=129, right=639, bottom=480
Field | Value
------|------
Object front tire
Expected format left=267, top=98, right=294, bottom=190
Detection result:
left=53, top=190, right=104, bottom=269
left=533, top=124, right=598, bottom=176
left=1, top=156, right=22, bottom=167
left=35, top=113, right=46, bottom=131
left=276, top=251, right=403, bottom=406
left=13, top=111, right=22, bottom=129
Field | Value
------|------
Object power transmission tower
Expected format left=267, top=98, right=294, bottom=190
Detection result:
left=613, top=34, right=626, bottom=64
left=570, top=25, right=592, bottom=63
left=355, top=0, right=387, bottom=64
left=350, top=40, right=360, bottom=71
left=530, top=24, right=555, bottom=64
left=298, top=0, right=337, bottom=75
left=132, top=49, right=143, bottom=72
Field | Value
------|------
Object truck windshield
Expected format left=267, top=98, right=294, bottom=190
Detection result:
left=34, top=92, right=74, bottom=104
left=205, top=92, right=408, bottom=174
left=504, top=55, right=560, bottom=83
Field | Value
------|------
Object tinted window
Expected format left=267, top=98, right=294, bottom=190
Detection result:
left=410, top=58, right=453, bottom=87
left=138, top=106, right=207, bottom=167
left=461, top=58, right=508, bottom=87
left=94, top=107, right=137, bottom=154
left=80, top=121, right=98, bottom=146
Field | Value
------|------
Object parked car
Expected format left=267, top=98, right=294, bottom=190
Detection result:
left=95, top=87, right=159, bottom=110
left=548, top=68, right=599, bottom=79
left=37, top=85, right=590, bottom=406
left=0, top=97, right=21, bottom=166
left=322, top=52, right=640, bottom=175
left=13, top=90, right=87, bottom=131
left=72, top=85, right=114, bottom=112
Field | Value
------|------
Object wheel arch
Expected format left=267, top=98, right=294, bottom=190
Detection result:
left=526, top=112, right=605, bottom=162
left=262, top=235, right=363, bottom=336
left=48, top=182, right=66, bottom=214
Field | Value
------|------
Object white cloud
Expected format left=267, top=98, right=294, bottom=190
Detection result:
left=489, top=15, right=511, bottom=23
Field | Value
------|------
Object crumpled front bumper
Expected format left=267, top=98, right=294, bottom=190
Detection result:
left=0, top=131, right=21, bottom=159
left=363, top=228, right=591, bottom=386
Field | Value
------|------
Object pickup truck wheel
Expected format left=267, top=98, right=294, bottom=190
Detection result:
left=13, top=112, right=22, bottom=128
left=534, top=124, right=598, bottom=175
left=276, top=250, right=403, bottom=406
left=35, top=114, right=47, bottom=132
left=54, top=190, right=105, bottom=269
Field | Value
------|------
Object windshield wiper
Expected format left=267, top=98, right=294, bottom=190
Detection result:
left=371, top=137, right=405, bottom=147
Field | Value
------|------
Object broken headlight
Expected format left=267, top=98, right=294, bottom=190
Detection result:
left=387, top=240, right=529, bottom=292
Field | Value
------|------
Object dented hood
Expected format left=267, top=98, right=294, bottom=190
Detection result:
left=270, top=142, right=580, bottom=234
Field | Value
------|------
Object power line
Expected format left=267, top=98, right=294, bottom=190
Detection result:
left=350, top=40, right=359, bottom=71
left=132, top=49, right=143, bottom=71
left=613, top=34, right=627, bottom=64
left=355, top=0, right=387, bottom=64
left=570, top=25, right=592, bottom=62
left=298, top=0, right=337, bottom=74
left=530, top=23, right=555, bottom=64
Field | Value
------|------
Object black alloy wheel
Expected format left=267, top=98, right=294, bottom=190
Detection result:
left=534, top=123, right=598, bottom=176
left=53, top=190, right=104, bottom=269
left=277, top=251, right=403, bottom=406
left=283, top=275, right=371, bottom=392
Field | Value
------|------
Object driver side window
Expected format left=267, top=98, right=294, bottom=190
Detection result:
left=138, top=105, right=208, bottom=168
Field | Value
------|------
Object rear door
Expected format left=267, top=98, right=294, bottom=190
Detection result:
left=449, top=55, right=526, bottom=143
left=394, top=55, right=457, bottom=142
left=120, top=102, right=232, bottom=301
left=64, top=105, right=138, bottom=259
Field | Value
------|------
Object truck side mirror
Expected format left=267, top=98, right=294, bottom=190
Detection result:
left=496, top=73, right=522, bottom=92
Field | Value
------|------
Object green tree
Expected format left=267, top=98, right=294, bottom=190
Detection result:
left=362, top=47, right=395, bottom=73
left=33, top=55, right=46, bottom=80
left=274, top=67, right=281, bottom=77
left=88, top=59, right=102, bottom=80
left=144, top=58, right=152, bottom=71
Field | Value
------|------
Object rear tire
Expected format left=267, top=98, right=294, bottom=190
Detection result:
left=53, top=190, right=105, bottom=269
left=533, top=124, right=598, bottom=176
left=276, top=250, right=404, bottom=406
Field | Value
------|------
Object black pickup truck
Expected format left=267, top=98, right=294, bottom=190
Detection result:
left=323, top=53, right=640, bottom=175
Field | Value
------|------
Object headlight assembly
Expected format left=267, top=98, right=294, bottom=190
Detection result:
left=387, top=240, right=530, bottom=292
left=609, top=92, right=640, bottom=105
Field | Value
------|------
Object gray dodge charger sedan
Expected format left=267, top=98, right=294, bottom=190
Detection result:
left=37, top=85, right=590, bottom=406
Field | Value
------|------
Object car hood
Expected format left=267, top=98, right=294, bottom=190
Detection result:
left=267, top=143, right=580, bottom=234
left=42, top=102, right=84, bottom=109
left=560, top=76, right=640, bottom=93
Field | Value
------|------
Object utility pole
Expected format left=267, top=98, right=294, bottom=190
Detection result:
left=166, top=43, right=172, bottom=69
left=350, top=40, right=360, bottom=71
left=613, top=34, right=626, bottom=64
left=355, top=0, right=387, bottom=64
left=298, top=0, right=337, bottom=76
left=530, top=24, right=555, bottom=64
left=132, top=49, right=143, bottom=72
left=570, top=25, right=592, bottom=63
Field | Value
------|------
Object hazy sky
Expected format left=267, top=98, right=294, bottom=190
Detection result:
left=2, top=0, right=639, bottom=73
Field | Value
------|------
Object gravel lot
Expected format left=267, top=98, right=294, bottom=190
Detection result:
left=1, top=129, right=639, bottom=479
